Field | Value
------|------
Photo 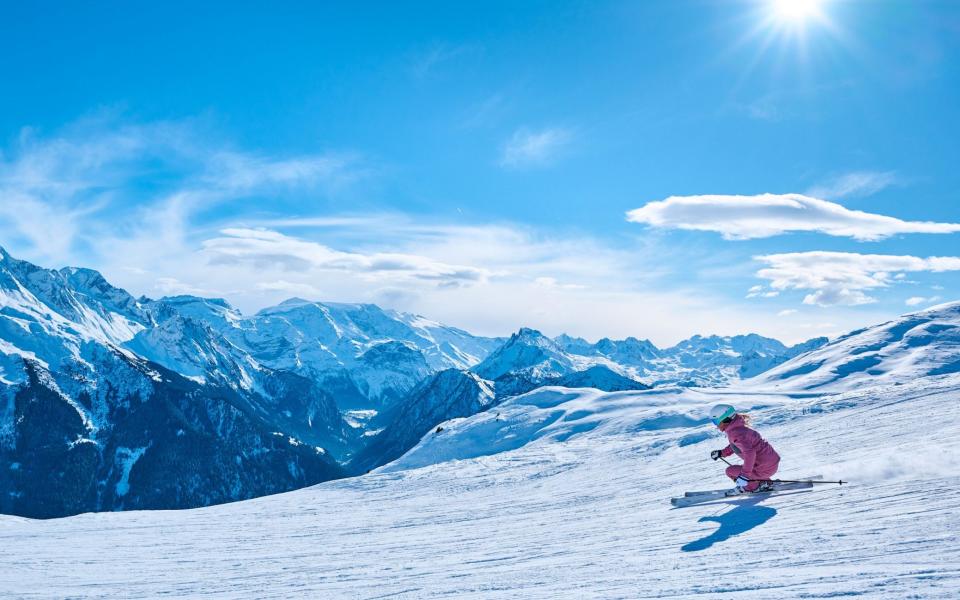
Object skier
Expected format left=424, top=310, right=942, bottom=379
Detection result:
left=708, top=404, right=780, bottom=494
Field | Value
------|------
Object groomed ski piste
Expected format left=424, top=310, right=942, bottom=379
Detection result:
left=3, top=374, right=960, bottom=598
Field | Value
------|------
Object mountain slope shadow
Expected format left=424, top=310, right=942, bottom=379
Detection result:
left=681, top=498, right=777, bottom=552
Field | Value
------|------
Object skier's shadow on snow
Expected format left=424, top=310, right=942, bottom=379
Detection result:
left=681, top=497, right=777, bottom=552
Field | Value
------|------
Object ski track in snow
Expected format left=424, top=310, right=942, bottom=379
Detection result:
left=2, top=377, right=960, bottom=599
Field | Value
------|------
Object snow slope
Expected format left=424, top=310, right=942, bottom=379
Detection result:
left=746, top=301, right=960, bottom=391
left=3, top=373, right=958, bottom=598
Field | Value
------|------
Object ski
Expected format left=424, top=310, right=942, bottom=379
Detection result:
left=683, top=474, right=823, bottom=497
left=671, top=480, right=818, bottom=508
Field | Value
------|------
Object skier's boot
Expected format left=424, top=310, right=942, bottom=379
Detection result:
left=754, top=481, right=775, bottom=493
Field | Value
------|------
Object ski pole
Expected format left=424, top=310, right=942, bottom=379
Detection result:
left=762, top=479, right=847, bottom=485
left=713, top=458, right=844, bottom=485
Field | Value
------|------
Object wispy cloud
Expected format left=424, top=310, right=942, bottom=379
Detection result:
left=0, top=117, right=366, bottom=264
left=746, top=284, right=779, bottom=298
left=754, top=251, right=960, bottom=306
left=203, top=228, right=491, bottom=287
left=535, top=277, right=587, bottom=290
left=255, top=280, right=324, bottom=296
left=627, top=193, right=960, bottom=241
left=729, top=81, right=856, bottom=123
left=806, top=171, right=899, bottom=200
left=200, top=151, right=362, bottom=193
left=410, top=43, right=480, bottom=78
left=154, top=277, right=213, bottom=296
left=740, top=93, right=784, bottom=122
left=460, top=93, right=508, bottom=129
left=905, top=295, right=941, bottom=307
left=499, top=127, right=572, bottom=169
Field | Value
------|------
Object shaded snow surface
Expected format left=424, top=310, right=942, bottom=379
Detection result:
left=2, top=375, right=960, bottom=598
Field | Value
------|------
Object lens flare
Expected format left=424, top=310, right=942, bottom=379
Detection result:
left=772, top=0, right=824, bottom=22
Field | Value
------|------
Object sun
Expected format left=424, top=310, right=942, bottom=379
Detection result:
left=770, top=0, right=825, bottom=23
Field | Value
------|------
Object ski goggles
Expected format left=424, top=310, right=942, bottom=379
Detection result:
left=711, top=409, right=736, bottom=426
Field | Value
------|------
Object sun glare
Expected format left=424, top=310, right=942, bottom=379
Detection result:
left=771, top=0, right=824, bottom=23
left=727, top=0, right=843, bottom=80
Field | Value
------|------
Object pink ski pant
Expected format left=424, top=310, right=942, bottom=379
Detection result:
left=726, top=460, right=780, bottom=492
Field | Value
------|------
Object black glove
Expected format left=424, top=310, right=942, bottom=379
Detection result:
left=710, top=449, right=723, bottom=461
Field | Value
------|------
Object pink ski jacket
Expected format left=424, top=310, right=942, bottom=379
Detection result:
left=719, top=414, right=780, bottom=478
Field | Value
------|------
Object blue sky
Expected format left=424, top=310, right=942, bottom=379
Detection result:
left=1, top=0, right=958, bottom=344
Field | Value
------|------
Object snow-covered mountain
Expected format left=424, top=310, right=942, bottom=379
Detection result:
left=0, top=249, right=345, bottom=518
left=159, top=296, right=502, bottom=412
left=556, top=334, right=661, bottom=364
left=556, top=331, right=828, bottom=387
left=745, top=301, right=960, bottom=391
left=476, top=326, right=823, bottom=394
left=0, top=248, right=505, bottom=517
left=474, top=327, right=580, bottom=381
left=473, top=327, right=650, bottom=398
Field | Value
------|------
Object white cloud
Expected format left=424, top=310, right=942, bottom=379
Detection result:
left=203, top=228, right=491, bottom=287
left=0, top=117, right=363, bottom=265
left=746, top=285, right=779, bottom=299
left=499, top=127, right=572, bottom=168
left=626, top=193, right=960, bottom=241
left=806, top=171, right=899, bottom=199
left=201, top=152, right=361, bottom=193
left=255, top=280, right=323, bottom=297
left=154, top=277, right=212, bottom=296
left=905, top=295, right=942, bottom=307
left=535, top=277, right=587, bottom=290
left=777, top=309, right=798, bottom=316
left=754, top=251, right=960, bottom=306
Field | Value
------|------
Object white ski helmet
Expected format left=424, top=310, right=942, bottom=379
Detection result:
left=710, top=404, right=736, bottom=426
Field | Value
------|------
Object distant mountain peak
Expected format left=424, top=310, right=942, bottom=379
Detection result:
left=515, top=326, right=545, bottom=338
left=474, top=328, right=572, bottom=381
left=278, top=297, right=315, bottom=306
left=161, top=295, right=234, bottom=308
